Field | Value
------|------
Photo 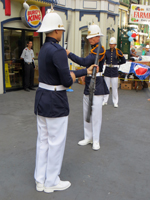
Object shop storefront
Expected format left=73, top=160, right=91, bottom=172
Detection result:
left=4, top=28, right=42, bottom=91
left=0, top=0, right=47, bottom=94
left=0, top=0, right=120, bottom=94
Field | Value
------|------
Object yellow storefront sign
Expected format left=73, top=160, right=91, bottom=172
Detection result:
left=5, top=63, right=12, bottom=88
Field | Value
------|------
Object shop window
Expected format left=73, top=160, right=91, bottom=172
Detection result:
left=25, top=31, right=41, bottom=85
left=81, top=29, right=91, bottom=58
left=4, top=29, right=23, bottom=90
left=118, top=10, right=121, bottom=28
left=3, top=28, right=41, bottom=91
left=121, top=11, right=126, bottom=27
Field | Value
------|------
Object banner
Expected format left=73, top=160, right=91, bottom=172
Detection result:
left=129, top=62, right=150, bottom=80
left=130, top=4, right=150, bottom=24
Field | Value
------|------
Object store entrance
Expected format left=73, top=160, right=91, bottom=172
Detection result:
left=4, top=28, right=41, bottom=91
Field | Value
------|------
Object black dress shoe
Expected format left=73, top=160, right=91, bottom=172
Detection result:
left=24, top=88, right=30, bottom=92
left=29, top=87, right=36, bottom=90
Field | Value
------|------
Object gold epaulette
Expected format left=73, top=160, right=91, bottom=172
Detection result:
left=116, top=48, right=123, bottom=58
left=90, top=45, right=106, bottom=62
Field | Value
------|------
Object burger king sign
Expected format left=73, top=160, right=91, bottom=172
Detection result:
left=21, top=5, right=42, bottom=28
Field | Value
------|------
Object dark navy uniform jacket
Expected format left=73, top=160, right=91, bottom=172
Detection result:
left=34, top=37, right=87, bottom=118
left=68, top=43, right=109, bottom=95
left=104, top=48, right=126, bottom=77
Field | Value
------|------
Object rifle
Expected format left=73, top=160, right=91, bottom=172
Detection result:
left=86, top=38, right=102, bottom=123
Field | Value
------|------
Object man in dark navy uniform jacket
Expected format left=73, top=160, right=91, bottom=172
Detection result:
left=66, top=23, right=109, bottom=151
left=103, top=37, right=126, bottom=108
left=34, top=9, right=98, bottom=194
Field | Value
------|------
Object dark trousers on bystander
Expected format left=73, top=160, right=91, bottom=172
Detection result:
left=24, top=63, right=34, bottom=89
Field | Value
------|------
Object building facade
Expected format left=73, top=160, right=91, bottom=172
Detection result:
left=0, top=0, right=120, bottom=94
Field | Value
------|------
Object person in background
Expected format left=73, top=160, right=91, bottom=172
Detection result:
left=144, top=45, right=150, bottom=56
left=130, top=47, right=138, bottom=60
left=21, top=41, right=35, bottom=91
left=103, top=37, right=126, bottom=108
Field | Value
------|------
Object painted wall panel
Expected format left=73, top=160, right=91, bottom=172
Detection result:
left=83, top=1, right=97, bottom=9
left=58, top=0, right=66, bottom=6
left=101, top=1, right=108, bottom=11
left=108, top=3, right=115, bottom=12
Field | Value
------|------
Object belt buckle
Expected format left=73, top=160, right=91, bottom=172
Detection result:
left=54, top=86, right=56, bottom=91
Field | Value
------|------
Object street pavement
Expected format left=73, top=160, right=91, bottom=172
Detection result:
left=0, top=83, right=150, bottom=200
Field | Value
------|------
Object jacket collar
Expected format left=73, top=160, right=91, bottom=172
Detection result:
left=45, top=37, right=59, bottom=43
left=110, top=48, right=115, bottom=52
left=91, top=42, right=99, bottom=48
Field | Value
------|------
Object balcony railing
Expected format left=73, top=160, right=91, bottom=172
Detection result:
left=119, top=0, right=130, bottom=5
left=131, top=0, right=139, bottom=3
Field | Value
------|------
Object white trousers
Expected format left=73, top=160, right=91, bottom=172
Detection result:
left=83, top=95, right=103, bottom=143
left=34, top=115, right=68, bottom=187
left=103, top=77, right=118, bottom=105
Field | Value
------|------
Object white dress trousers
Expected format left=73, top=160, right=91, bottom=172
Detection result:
left=83, top=95, right=103, bottom=143
left=34, top=115, right=68, bottom=187
left=103, top=77, right=118, bottom=105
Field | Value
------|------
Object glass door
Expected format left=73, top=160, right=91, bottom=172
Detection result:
left=25, top=31, right=41, bottom=85
left=4, top=28, right=41, bottom=91
left=4, top=29, right=23, bottom=90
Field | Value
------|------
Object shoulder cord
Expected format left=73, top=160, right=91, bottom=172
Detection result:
left=90, top=45, right=106, bottom=62
left=116, top=48, right=123, bottom=58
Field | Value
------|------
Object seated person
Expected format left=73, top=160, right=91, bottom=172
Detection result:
left=130, top=47, right=138, bottom=59
left=144, top=45, right=150, bottom=56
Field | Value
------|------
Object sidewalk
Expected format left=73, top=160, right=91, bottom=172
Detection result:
left=0, top=84, right=150, bottom=200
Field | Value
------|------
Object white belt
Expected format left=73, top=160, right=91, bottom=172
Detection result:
left=107, top=65, right=119, bottom=68
left=39, top=82, right=67, bottom=91
left=87, top=72, right=103, bottom=77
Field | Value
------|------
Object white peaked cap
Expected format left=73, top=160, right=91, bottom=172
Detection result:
left=109, top=37, right=117, bottom=44
left=86, top=23, right=103, bottom=39
left=37, top=9, right=65, bottom=33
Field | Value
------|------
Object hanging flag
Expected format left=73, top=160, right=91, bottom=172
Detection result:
left=129, top=62, right=150, bottom=80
